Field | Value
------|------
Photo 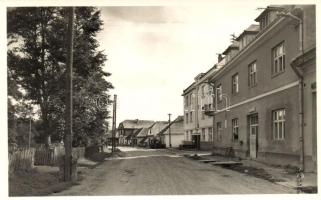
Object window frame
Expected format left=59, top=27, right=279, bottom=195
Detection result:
left=217, top=122, right=222, bottom=141
left=272, top=42, right=285, bottom=76
left=201, top=85, right=205, bottom=98
left=272, top=109, right=286, bottom=140
left=248, top=61, right=257, bottom=87
left=185, top=96, right=189, bottom=108
left=208, top=127, right=213, bottom=141
left=201, top=128, right=206, bottom=141
left=201, top=109, right=205, bottom=120
left=232, top=73, right=239, bottom=94
left=216, top=84, right=223, bottom=102
left=185, top=113, right=188, bottom=124
left=232, top=118, right=239, bottom=141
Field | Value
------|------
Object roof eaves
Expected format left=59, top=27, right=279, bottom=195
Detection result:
left=222, top=46, right=239, bottom=55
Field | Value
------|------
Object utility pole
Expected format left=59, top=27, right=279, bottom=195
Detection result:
left=168, top=113, right=172, bottom=148
left=112, top=95, right=117, bottom=152
left=64, top=7, right=75, bottom=182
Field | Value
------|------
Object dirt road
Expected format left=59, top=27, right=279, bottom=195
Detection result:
left=54, top=147, right=295, bottom=195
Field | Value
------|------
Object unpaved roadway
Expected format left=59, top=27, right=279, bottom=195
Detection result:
left=54, top=147, right=295, bottom=195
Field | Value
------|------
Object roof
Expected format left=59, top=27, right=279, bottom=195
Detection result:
left=136, top=127, right=150, bottom=138
left=222, top=41, right=239, bottom=55
left=126, top=128, right=142, bottom=139
left=182, top=56, right=227, bottom=96
left=182, top=81, right=196, bottom=95
left=236, top=24, right=260, bottom=41
left=255, top=5, right=288, bottom=22
left=158, top=116, right=184, bottom=136
left=148, top=121, right=168, bottom=136
left=162, top=116, right=184, bottom=135
left=194, top=73, right=205, bottom=81
left=119, top=119, right=155, bottom=129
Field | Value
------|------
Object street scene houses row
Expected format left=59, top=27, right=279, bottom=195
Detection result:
left=182, top=5, right=316, bottom=172
left=116, top=116, right=184, bottom=148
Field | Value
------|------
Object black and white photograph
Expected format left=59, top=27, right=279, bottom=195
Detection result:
left=2, top=0, right=319, bottom=198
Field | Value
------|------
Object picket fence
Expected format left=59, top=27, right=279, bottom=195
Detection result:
left=34, top=145, right=65, bottom=166
left=8, top=147, right=35, bottom=171
left=34, top=145, right=85, bottom=166
left=9, top=145, right=86, bottom=171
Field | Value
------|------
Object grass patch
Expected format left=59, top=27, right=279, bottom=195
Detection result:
left=9, top=168, right=74, bottom=196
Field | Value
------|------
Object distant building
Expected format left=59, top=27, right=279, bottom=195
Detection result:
left=146, top=121, right=168, bottom=146
left=118, top=119, right=154, bottom=146
left=157, top=116, right=184, bottom=148
left=182, top=5, right=316, bottom=172
left=136, top=126, right=152, bottom=147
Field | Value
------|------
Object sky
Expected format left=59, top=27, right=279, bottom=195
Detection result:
left=97, top=2, right=270, bottom=124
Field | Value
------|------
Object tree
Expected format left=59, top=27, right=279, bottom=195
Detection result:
left=7, top=7, right=113, bottom=146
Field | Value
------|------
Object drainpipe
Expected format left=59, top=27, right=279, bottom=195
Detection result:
left=291, top=62, right=304, bottom=171
left=282, top=10, right=304, bottom=170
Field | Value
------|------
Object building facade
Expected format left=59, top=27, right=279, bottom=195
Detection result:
left=158, top=116, right=185, bottom=148
left=182, top=5, right=316, bottom=172
left=118, top=119, right=154, bottom=146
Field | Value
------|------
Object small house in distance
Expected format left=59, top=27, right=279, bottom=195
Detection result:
left=118, top=119, right=154, bottom=146
left=158, top=116, right=184, bottom=148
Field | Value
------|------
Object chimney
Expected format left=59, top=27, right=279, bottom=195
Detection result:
left=218, top=54, right=223, bottom=62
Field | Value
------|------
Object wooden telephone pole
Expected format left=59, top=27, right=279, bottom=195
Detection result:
left=112, top=95, right=117, bottom=152
left=168, top=113, right=172, bottom=148
left=64, top=7, right=75, bottom=182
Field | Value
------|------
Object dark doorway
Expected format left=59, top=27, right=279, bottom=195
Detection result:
left=192, top=135, right=200, bottom=150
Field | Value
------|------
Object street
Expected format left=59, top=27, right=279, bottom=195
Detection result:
left=54, top=147, right=295, bottom=195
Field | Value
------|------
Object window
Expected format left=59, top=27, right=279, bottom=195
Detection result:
left=201, top=111, right=205, bottom=120
left=217, top=122, right=222, bottom=141
left=273, top=109, right=285, bottom=140
left=232, top=118, right=239, bottom=141
left=185, top=113, right=188, bottom=124
left=232, top=73, right=239, bottom=94
left=272, top=42, right=285, bottom=75
left=190, top=111, right=193, bottom=122
left=208, top=86, right=213, bottom=96
left=201, top=85, right=205, bottom=98
left=216, top=84, right=222, bottom=101
left=190, top=93, right=193, bottom=107
left=248, top=61, right=257, bottom=86
left=184, top=96, right=188, bottom=108
left=201, top=128, right=205, bottom=141
left=186, top=131, right=189, bottom=141
left=208, top=127, right=213, bottom=141
left=260, top=12, right=270, bottom=30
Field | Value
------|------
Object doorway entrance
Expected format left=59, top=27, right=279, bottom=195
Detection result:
left=192, top=135, right=200, bottom=150
left=248, top=114, right=258, bottom=159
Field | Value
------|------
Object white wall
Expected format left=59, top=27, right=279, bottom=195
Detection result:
left=164, top=135, right=184, bottom=148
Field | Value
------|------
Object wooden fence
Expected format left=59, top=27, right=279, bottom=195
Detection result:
left=34, top=145, right=63, bottom=166
left=9, top=147, right=35, bottom=172
left=34, top=145, right=85, bottom=166
left=9, top=144, right=87, bottom=171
